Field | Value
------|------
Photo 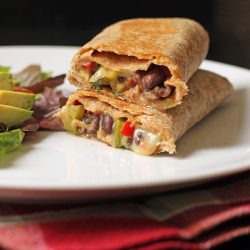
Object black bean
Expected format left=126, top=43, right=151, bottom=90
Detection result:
left=141, top=67, right=165, bottom=90
left=132, top=71, right=146, bottom=90
left=127, top=137, right=133, bottom=145
left=160, top=66, right=171, bottom=79
left=101, top=114, right=114, bottom=135
left=83, top=115, right=91, bottom=125
left=134, top=70, right=146, bottom=79
left=134, top=131, right=143, bottom=145
left=153, top=86, right=160, bottom=94
left=117, top=76, right=125, bottom=82
left=92, top=115, right=100, bottom=131
left=77, top=126, right=86, bottom=135
left=154, top=85, right=173, bottom=98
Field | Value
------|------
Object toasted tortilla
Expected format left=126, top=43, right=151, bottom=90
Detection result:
left=68, top=18, right=209, bottom=110
left=61, top=69, right=233, bottom=155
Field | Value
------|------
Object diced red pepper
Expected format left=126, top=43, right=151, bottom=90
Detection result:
left=81, top=61, right=97, bottom=71
left=121, top=120, right=135, bottom=137
left=14, top=86, right=33, bottom=94
left=72, top=100, right=82, bottom=105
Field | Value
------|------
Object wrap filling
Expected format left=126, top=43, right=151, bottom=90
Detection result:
left=77, top=61, right=175, bottom=101
left=61, top=101, right=160, bottom=155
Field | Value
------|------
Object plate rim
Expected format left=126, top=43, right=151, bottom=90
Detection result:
left=0, top=45, right=249, bottom=200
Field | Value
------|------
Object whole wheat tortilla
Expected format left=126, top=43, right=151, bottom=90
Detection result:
left=61, top=69, right=233, bottom=154
left=68, top=18, right=209, bottom=110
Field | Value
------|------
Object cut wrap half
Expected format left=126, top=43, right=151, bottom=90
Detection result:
left=68, top=18, right=209, bottom=110
left=61, top=69, right=233, bottom=155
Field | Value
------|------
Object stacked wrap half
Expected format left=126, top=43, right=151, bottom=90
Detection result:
left=61, top=18, right=233, bottom=155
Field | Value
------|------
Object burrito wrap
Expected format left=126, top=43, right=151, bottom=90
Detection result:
left=69, top=18, right=209, bottom=110
left=62, top=69, right=233, bottom=154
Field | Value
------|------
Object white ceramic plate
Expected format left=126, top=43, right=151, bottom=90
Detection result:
left=0, top=46, right=249, bottom=202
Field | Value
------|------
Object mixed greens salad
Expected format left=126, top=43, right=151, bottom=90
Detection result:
left=0, top=65, right=66, bottom=155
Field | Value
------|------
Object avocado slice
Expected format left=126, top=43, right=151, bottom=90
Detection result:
left=0, top=104, right=33, bottom=127
left=0, top=90, right=36, bottom=110
left=61, top=104, right=85, bottom=133
left=0, top=129, right=25, bottom=155
left=0, top=73, right=13, bottom=90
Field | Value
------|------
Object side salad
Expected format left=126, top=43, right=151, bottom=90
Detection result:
left=0, top=65, right=66, bottom=155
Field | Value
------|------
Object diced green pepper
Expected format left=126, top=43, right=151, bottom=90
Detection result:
left=90, top=66, right=118, bottom=85
left=115, top=83, right=126, bottom=93
left=79, top=69, right=91, bottom=82
left=165, top=98, right=174, bottom=108
left=62, top=104, right=85, bottom=133
left=112, top=119, right=124, bottom=148
left=105, top=69, right=118, bottom=81
left=91, top=79, right=102, bottom=90
left=112, top=91, right=120, bottom=97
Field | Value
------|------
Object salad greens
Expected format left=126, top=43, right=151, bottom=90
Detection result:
left=40, top=71, right=53, bottom=81
left=0, top=129, right=24, bottom=155
left=0, top=64, right=66, bottom=155
left=0, top=65, right=11, bottom=74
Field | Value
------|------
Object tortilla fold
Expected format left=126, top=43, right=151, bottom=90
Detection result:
left=61, top=69, right=233, bottom=155
left=68, top=18, right=209, bottom=110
